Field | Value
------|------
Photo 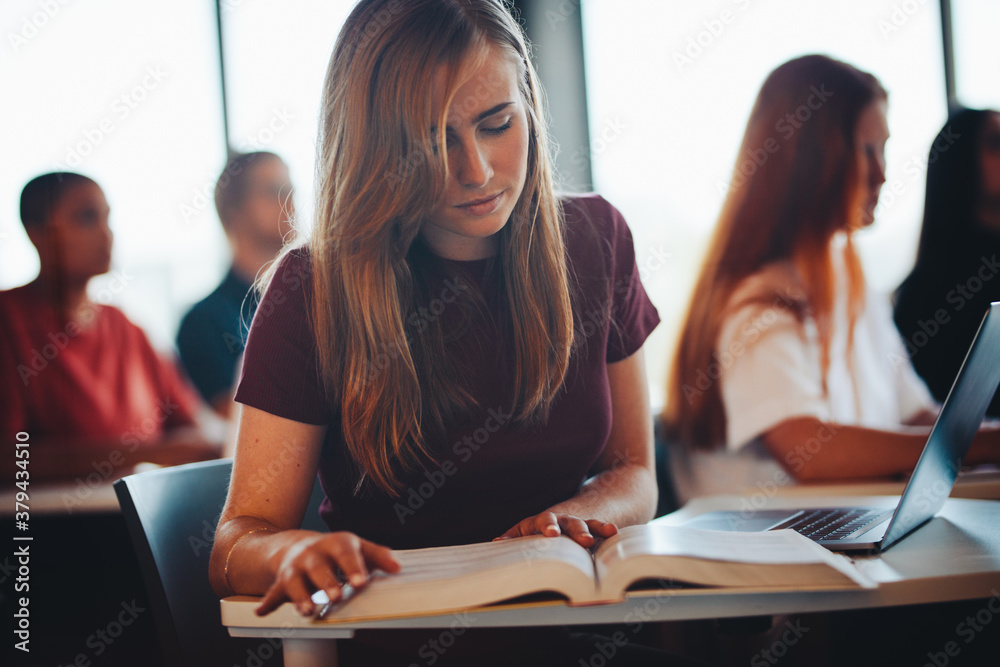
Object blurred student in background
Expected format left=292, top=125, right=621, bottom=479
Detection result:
left=660, top=56, right=1000, bottom=503
left=176, top=151, right=295, bottom=418
left=894, top=109, right=1000, bottom=417
left=0, top=172, right=220, bottom=483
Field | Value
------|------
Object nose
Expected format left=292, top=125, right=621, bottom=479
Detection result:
left=870, top=153, right=886, bottom=188
left=455, top=139, right=492, bottom=188
left=100, top=217, right=114, bottom=246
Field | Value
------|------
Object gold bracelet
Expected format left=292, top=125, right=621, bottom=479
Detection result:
left=224, top=527, right=278, bottom=592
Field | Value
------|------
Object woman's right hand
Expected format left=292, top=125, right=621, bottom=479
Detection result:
left=256, top=531, right=401, bottom=617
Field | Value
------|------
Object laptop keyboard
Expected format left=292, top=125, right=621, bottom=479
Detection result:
left=775, top=508, right=888, bottom=541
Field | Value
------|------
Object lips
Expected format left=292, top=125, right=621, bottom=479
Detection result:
left=455, top=191, right=503, bottom=216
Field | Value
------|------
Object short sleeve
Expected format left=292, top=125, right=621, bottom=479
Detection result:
left=720, top=302, right=831, bottom=450
left=234, top=251, right=330, bottom=425
left=600, top=198, right=661, bottom=362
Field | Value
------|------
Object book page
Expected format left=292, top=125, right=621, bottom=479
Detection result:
left=594, top=525, right=874, bottom=597
left=382, top=534, right=595, bottom=586
left=598, top=525, right=850, bottom=565
left=304, top=535, right=601, bottom=621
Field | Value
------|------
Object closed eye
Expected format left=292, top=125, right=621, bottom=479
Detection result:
left=482, top=119, right=512, bottom=136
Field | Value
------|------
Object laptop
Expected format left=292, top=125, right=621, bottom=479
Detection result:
left=683, top=301, right=1000, bottom=552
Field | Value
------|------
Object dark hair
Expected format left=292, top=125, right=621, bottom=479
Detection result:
left=19, top=172, right=97, bottom=228
left=905, top=108, right=999, bottom=271
left=894, top=108, right=1000, bottom=416
left=214, top=151, right=281, bottom=227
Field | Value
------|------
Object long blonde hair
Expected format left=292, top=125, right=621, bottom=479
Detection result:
left=271, top=0, right=572, bottom=494
left=663, top=55, right=886, bottom=449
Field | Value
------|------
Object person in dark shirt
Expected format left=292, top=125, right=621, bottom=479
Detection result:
left=894, top=108, right=1000, bottom=417
left=176, top=151, right=295, bottom=417
left=207, top=2, right=674, bottom=665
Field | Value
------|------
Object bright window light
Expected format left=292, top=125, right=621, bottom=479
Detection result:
left=221, top=0, right=356, bottom=240
left=1, top=0, right=226, bottom=349
left=952, top=0, right=1000, bottom=110
left=581, top=0, right=948, bottom=407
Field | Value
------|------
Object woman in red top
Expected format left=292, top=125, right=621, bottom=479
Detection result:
left=210, top=1, right=668, bottom=664
left=0, top=173, right=220, bottom=482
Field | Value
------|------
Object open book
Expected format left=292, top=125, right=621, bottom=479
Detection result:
left=230, top=524, right=873, bottom=624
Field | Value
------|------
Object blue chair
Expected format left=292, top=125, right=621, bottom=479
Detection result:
left=114, top=458, right=327, bottom=667
left=654, top=418, right=682, bottom=517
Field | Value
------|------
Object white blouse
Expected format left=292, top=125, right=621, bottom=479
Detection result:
left=670, top=254, right=936, bottom=503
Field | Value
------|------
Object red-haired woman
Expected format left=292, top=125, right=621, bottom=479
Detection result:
left=661, top=55, right=1000, bottom=503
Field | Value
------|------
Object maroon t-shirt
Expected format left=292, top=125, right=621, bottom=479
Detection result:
left=235, top=194, right=659, bottom=549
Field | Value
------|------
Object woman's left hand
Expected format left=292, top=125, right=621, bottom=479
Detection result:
left=495, top=511, right=618, bottom=547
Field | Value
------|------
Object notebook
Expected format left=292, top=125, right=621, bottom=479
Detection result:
left=683, top=301, right=1000, bottom=552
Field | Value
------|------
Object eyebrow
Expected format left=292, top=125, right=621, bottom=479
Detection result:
left=434, top=102, right=514, bottom=132
left=473, top=102, right=513, bottom=123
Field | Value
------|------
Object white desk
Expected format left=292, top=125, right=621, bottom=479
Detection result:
left=0, top=463, right=169, bottom=517
left=0, top=480, right=120, bottom=516
left=221, top=496, right=1000, bottom=666
left=769, top=467, right=1000, bottom=500
left=6, top=466, right=992, bottom=518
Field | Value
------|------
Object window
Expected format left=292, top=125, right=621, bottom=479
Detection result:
left=1, top=0, right=226, bottom=349
left=581, top=0, right=947, bottom=407
left=1, top=1, right=357, bottom=349
left=952, top=0, right=1000, bottom=110
left=220, top=0, right=356, bottom=238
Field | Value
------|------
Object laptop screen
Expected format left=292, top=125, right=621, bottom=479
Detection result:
left=881, top=302, right=1000, bottom=550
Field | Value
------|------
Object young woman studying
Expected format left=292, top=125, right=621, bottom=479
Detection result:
left=660, top=55, right=1000, bottom=503
left=209, top=1, right=675, bottom=664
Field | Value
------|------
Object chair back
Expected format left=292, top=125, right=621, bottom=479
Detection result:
left=654, top=417, right=683, bottom=517
left=114, top=458, right=327, bottom=667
